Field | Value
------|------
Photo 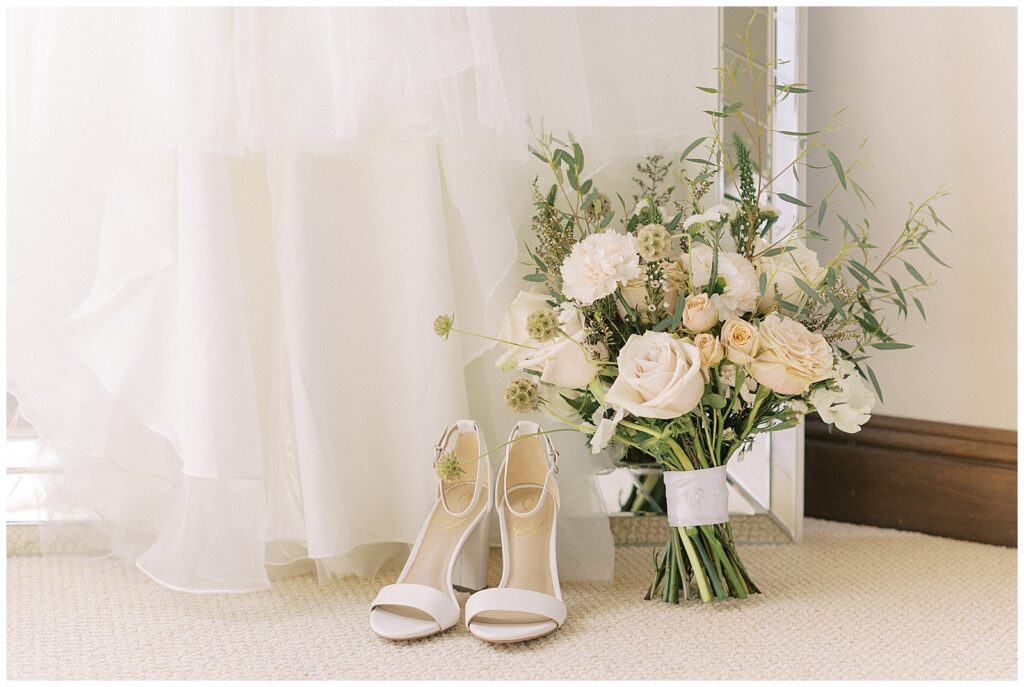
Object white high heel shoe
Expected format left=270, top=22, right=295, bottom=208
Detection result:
left=369, top=420, right=492, bottom=640
left=465, top=420, right=566, bottom=643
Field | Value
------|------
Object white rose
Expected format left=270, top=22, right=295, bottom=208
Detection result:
left=686, top=245, right=759, bottom=319
left=496, top=291, right=552, bottom=370
left=518, top=304, right=598, bottom=389
left=756, top=240, right=827, bottom=313
left=682, top=293, right=718, bottom=333
left=605, top=332, right=705, bottom=419
left=560, top=231, right=642, bottom=305
left=750, top=314, right=833, bottom=395
left=720, top=317, right=760, bottom=365
left=811, top=373, right=876, bottom=433
left=693, top=333, right=725, bottom=368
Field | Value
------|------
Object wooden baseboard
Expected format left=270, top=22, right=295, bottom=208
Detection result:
left=805, top=414, right=1017, bottom=547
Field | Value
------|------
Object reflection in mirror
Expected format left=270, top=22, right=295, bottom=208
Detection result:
left=597, top=6, right=805, bottom=542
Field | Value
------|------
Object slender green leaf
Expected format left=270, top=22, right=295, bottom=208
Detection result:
left=826, top=150, right=847, bottom=189
left=851, top=180, right=876, bottom=208
left=680, top=136, right=708, bottom=161
left=573, top=142, right=584, bottom=168
left=865, top=365, right=884, bottom=402
left=889, top=276, right=907, bottom=307
left=826, top=290, right=846, bottom=315
left=901, top=259, right=928, bottom=285
left=912, top=296, right=927, bottom=321
left=777, top=193, right=811, bottom=208
left=872, top=342, right=913, bottom=350
left=817, top=198, right=827, bottom=226
left=766, top=419, right=799, bottom=432
left=794, top=277, right=824, bottom=304
left=920, top=241, right=950, bottom=268
left=523, top=273, right=547, bottom=283
left=774, top=84, right=812, bottom=94
left=763, top=246, right=797, bottom=257
left=849, top=260, right=883, bottom=284
left=838, top=215, right=856, bottom=240
left=696, top=86, right=718, bottom=94
left=778, top=129, right=821, bottom=136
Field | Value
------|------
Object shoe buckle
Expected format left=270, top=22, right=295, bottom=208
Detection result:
left=546, top=435, right=560, bottom=474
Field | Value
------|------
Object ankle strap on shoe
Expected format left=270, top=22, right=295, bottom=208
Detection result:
left=498, top=421, right=559, bottom=518
left=434, top=420, right=486, bottom=518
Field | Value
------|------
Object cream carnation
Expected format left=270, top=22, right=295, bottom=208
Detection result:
left=605, top=332, right=704, bottom=419
left=750, top=314, right=832, bottom=395
left=687, top=245, right=760, bottom=319
left=561, top=231, right=642, bottom=305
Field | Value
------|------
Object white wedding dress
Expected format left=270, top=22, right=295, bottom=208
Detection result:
left=8, top=7, right=717, bottom=591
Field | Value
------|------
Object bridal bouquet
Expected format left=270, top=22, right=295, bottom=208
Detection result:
left=436, top=59, right=948, bottom=604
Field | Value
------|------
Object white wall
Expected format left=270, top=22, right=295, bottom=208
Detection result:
left=807, top=7, right=1017, bottom=430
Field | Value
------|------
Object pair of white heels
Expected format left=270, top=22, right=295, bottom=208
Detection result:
left=369, top=420, right=565, bottom=643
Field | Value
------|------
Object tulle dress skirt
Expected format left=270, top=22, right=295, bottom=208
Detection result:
left=8, top=6, right=718, bottom=591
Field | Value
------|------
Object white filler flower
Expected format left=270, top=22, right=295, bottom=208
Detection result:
left=811, top=373, right=876, bottom=433
left=560, top=231, right=642, bottom=305
left=589, top=407, right=624, bottom=455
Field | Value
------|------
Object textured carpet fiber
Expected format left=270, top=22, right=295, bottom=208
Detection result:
left=6, top=519, right=1017, bottom=680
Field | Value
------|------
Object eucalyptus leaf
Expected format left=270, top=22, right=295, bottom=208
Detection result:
left=773, top=84, right=812, bottom=94
left=920, top=241, right=950, bottom=268
left=827, top=150, right=847, bottom=189
left=777, top=192, right=810, bottom=208
left=912, top=296, right=927, bottom=321
left=865, top=365, right=884, bottom=403
left=680, top=136, right=708, bottom=160
left=794, top=277, right=824, bottom=304
left=523, top=273, right=547, bottom=283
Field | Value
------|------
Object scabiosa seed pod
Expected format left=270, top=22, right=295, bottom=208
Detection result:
left=637, top=223, right=673, bottom=262
left=433, top=314, right=454, bottom=340
left=433, top=451, right=466, bottom=481
left=504, top=377, right=541, bottom=413
left=525, top=308, right=559, bottom=343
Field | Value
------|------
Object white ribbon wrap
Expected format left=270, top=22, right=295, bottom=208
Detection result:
left=664, top=466, right=729, bottom=527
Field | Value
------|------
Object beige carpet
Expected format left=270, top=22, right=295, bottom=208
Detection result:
left=6, top=519, right=1017, bottom=680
